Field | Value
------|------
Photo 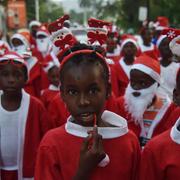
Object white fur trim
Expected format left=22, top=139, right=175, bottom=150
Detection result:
left=170, top=117, right=180, bottom=144
left=121, top=39, right=138, bottom=50
left=156, top=35, right=167, bottom=48
left=18, top=90, right=30, bottom=179
left=11, top=34, right=30, bottom=48
left=140, top=43, right=154, bottom=52
left=131, top=64, right=161, bottom=84
left=65, top=111, right=128, bottom=139
left=36, top=31, right=49, bottom=37
left=87, top=27, right=107, bottom=33
left=50, top=27, right=72, bottom=42
left=49, top=84, right=59, bottom=91
left=29, top=21, right=41, bottom=28
left=169, top=35, right=180, bottom=56
left=0, top=54, right=25, bottom=64
left=119, top=57, right=132, bottom=78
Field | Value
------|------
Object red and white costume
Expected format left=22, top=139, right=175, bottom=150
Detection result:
left=41, top=84, right=59, bottom=109
left=0, top=90, right=51, bottom=179
left=35, top=111, right=140, bottom=180
left=140, top=117, right=180, bottom=180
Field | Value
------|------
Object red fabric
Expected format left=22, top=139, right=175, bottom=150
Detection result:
left=1, top=170, right=18, bottom=180
left=114, top=60, right=129, bottom=97
left=140, top=129, right=180, bottom=180
left=35, top=125, right=140, bottom=180
left=0, top=96, right=52, bottom=178
left=116, top=97, right=177, bottom=138
left=141, top=45, right=159, bottom=60
left=108, top=63, right=120, bottom=97
left=41, top=89, right=59, bottom=109
left=48, top=93, right=69, bottom=128
left=24, top=60, right=41, bottom=97
left=106, top=55, right=120, bottom=63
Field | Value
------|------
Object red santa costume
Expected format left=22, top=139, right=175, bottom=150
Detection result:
left=140, top=117, right=180, bottom=180
left=0, top=53, right=51, bottom=179
left=156, top=35, right=179, bottom=100
left=116, top=55, right=175, bottom=146
left=10, top=32, right=42, bottom=97
left=41, top=61, right=60, bottom=108
left=115, top=37, right=139, bottom=96
left=35, top=110, right=140, bottom=180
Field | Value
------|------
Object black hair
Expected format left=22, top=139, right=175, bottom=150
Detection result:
left=59, top=43, right=109, bottom=89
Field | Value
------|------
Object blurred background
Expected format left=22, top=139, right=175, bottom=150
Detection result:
left=0, top=0, right=179, bottom=38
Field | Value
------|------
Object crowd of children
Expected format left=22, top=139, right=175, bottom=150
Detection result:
left=0, top=14, right=179, bottom=179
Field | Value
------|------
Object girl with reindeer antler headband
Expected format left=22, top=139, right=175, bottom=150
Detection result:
left=35, top=15, right=140, bottom=180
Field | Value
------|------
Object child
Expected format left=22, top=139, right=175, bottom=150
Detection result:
left=140, top=68, right=180, bottom=180
left=116, top=54, right=176, bottom=147
left=41, top=61, right=60, bottom=108
left=156, top=35, right=179, bottom=99
left=11, top=32, right=42, bottom=97
left=115, top=37, right=139, bottom=96
left=35, top=44, right=140, bottom=180
left=0, top=52, right=51, bottom=179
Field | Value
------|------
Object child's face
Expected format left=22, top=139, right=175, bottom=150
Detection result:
left=122, top=42, right=137, bottom=57
left=130, top=69, right=156, bottom=90
left=0, top=63, right=26, bottom=94
left=159, top=38, right=172, bottom=59
left=61, top=63, right=110, bottom=127
left=48, top=66, right=60, bottom=87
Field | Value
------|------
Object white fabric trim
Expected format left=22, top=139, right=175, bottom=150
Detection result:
left=87, top=27, right=107, bottom=33
left=36, top=31, right=49, bottom=37
left=0, top=54, right=25, bottom=64
left=119, top=57, right=132, bottom=78
left=65, top=111, right=128, bottom=139
left=121, top=39, right=138, bottom=50
left=140, top=98, right=171, bottom=139
left=131, top=64, right=160, bottom=84
left=26, top=56, right=38, bottom=72
left=17, top=90, right=30, bottom=180
left=140, top=43, right=154, bottom=52
left=156, top=35, right=167, bottom=48
left=170, top=118, right=180, bottom=144
left=49, top=84, right=59, bottom=91
left=11, top=34, right=30, bottom=48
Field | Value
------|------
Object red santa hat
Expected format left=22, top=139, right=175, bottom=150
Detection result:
left=120, top=35, right=139, bottom=50
left=87, top=18, right=112, bottom=46
left=156, top=35, right=167, bottom=48
left=36, top=25, right=50, bottom=37
left=154, top=16, right=169, bottom=31
left=162, top=28, right=180, bottom=56
left=131, top=55, right=161, bottom=84
left=29, top=20, right=41, bottom=29
left=0, top=51, right=27, bottom=69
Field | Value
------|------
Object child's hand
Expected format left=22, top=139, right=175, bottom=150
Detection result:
left=73, top=126, right=106, bottom=179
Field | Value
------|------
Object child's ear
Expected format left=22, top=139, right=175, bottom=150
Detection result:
left=106, top=83, right=112, bottom=99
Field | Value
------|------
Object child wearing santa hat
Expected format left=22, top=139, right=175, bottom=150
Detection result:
left=10, top=31, right=42, bottom=97
left=140, top=68, right=180, bottom=180
left=115, top=36, right=139, bottom=96
left=0, top=52, right=51, bottom=179
left=40, top=61, right=60, bottom=109
left=156, top=34, right=179, bottom=100
left=35, top=42, right=140, bottom=180
left=116, top=54, right=176, bottom=147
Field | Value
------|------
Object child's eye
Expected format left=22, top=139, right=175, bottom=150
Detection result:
left=67, top=89, right=78, bottom=96
left=89, top=88, right=99, bottom=95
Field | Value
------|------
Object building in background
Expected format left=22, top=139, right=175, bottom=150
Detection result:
left=7, top=0, right=27, bottom=30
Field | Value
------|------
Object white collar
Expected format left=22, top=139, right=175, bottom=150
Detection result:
left=49, top=84, right=59, bottom=91
left=170, top=117, right=180, bottom=144
left=65, top=110, right=128, bottom=139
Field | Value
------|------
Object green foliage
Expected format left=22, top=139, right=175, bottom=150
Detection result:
left=26, top=0, right=64, bottom=23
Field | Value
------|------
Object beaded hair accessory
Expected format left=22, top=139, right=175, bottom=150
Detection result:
left=87, top=18, right=112, bottom=46
left=48, top=15, right=74, bottom=49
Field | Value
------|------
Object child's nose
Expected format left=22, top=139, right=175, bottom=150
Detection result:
left=7, top=75, right=16, bottom=83
left=79, top=94, right=90, bottom=106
